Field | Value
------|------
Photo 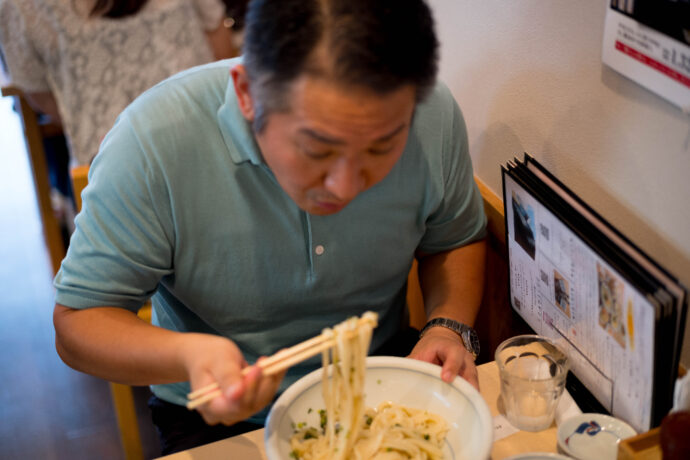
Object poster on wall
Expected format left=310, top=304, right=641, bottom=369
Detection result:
left=602, top=1, right=690, bottom=112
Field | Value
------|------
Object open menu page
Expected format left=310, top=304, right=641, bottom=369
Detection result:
left=504, top=173, right=655, bottom=432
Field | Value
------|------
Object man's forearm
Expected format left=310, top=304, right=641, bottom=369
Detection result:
left=416, top=239, right=487, bottom=326
left=53, top=304, right=192, bottom=386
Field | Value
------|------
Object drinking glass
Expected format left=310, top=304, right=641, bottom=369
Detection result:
left=495, top=335, right=569, bottom=432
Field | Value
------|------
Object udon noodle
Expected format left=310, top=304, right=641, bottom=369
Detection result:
left=289, top=312, right=449, bottom=460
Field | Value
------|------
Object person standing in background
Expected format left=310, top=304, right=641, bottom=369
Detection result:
left=0, top=0, right=237, bottom=244
left=220, top=0, right=249, bottom=48
left=0, top=0, right=236, bottom=168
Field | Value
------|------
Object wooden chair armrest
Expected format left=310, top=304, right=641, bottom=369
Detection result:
left=1, top=85, right=21, bottom=97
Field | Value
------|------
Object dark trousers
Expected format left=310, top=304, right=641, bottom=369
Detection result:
left=149, top=326, right=420, bottom=455
left=148, top=396, right=263, bottom=455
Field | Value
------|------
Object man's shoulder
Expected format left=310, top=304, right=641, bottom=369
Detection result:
left=113, top=59, right=237, bottom=149
left=411, top=80, right=465, bottom=141
left=417, top=80, right=458, bottom=117
left=126, top=58, right=235, bottom=118
left=97, top=60, right=241, bottom=168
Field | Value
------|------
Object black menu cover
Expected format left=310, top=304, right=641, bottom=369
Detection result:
left=501, top=154, right=687, bottom=432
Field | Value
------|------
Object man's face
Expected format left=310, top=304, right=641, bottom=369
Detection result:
left=250, top=75, right=417, bottom=215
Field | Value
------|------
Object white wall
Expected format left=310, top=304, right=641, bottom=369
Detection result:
left=427, top=0, right=690, bottom=366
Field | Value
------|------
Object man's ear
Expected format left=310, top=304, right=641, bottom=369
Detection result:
left=230, top=64, right=255, bottom=121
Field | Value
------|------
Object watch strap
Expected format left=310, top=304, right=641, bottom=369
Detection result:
left=419, top=317, right=479, bottom=359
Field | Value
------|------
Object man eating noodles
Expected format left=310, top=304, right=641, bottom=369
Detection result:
left=52, top=0, right=487, bottom=454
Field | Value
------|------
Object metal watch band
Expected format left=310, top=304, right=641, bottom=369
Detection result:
left=419, top=317, right=479, bottom=360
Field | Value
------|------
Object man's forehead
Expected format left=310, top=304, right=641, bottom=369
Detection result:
left=263, top=73, right=417, bottom=142
left=297, top=124, right=407, bottom=145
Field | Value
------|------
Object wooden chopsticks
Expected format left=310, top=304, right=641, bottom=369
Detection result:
left=186, top=311, right=378, bottom=410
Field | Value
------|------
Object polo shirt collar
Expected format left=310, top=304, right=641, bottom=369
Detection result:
left=217, top=77, right=265, bottom=166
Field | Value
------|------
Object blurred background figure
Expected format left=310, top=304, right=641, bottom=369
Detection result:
left=222, top=0, right=249, bottom=50
left=0, top=0, right=243, bottom=243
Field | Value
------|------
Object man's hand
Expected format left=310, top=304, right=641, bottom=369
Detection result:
left=408, top=326, right=479, bottom=390
left=180, top=333, right=285, bottom=425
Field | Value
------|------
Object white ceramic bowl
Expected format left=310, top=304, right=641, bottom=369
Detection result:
left=264, top=356, right=493, bottom=460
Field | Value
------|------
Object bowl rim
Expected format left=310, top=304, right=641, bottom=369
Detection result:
left=264, top=355, right=494, bottom=460
left=502, top=453, right=572, bottom=460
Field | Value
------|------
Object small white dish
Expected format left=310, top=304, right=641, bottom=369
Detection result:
left=557, top=413, right=637, bottom=460
left=503, top=453, right=572, bottom=460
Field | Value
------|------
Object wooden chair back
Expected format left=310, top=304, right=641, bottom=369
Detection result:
left=2, top=85, right=65, bottom=275
left=70, top=165, right=146, bottom=460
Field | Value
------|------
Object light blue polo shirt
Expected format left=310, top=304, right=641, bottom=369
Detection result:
left=54, top=58, right=486, bottom=421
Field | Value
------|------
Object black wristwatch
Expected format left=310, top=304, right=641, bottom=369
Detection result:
left=419, top=317, right=480, bottom=360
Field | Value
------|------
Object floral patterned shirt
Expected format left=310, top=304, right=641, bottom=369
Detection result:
left=0, top=0, right=225, bottom=165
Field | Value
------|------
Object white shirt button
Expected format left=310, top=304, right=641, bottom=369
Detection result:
left=315, top=245, right=325, bottom=255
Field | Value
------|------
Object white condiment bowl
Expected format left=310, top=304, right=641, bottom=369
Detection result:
left=557, top=413, right=637, bottom=460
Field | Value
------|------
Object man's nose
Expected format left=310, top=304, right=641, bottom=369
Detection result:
left=324, top=157, right=365, bottom=202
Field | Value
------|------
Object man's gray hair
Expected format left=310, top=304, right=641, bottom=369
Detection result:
left=242, top=0, right=438, bottom=132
